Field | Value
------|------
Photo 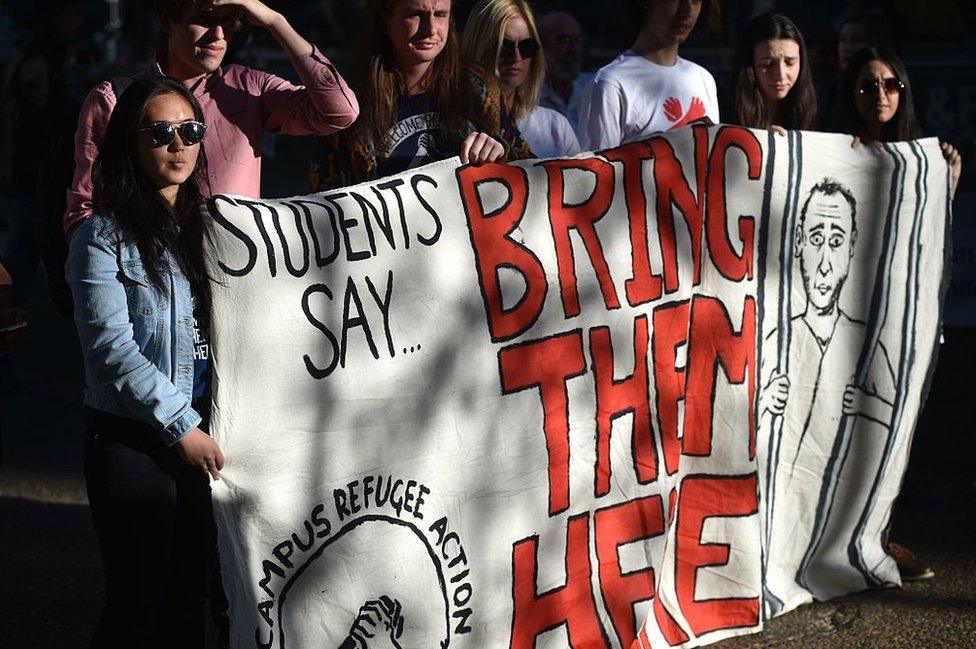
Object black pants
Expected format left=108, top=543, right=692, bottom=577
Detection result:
left=84, top=407, right=225, bottom=649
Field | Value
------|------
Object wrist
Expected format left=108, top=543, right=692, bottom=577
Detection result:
left=262, top=10, right=285, bottom=31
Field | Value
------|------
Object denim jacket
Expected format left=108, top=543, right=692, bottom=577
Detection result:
left=66, top=212, right=201, bottom=445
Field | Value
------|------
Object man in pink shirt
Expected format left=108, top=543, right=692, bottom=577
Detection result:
left=65, top=0, right=360, bottom=238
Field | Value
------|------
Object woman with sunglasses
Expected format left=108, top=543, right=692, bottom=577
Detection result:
left=461, top=0, right=581, bottom=158
left=66, top=76, right=221, bottom=648
left=308, top=0, right=532, bottom=191
left=841, top=46, right=961, bottom=584
left=733, top=13, right=817, bottom=134
left=844, top=46, right=962, bottom=197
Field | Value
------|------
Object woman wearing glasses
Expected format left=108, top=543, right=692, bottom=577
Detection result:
left=66, top=77, right=221, bottom=648
left=461, top=0, right=581, bottom=158
left=308, top=0, right=532, bottom=191
left=844, top=46, right=961, bottom=197
left=841, top=46, right=961, bottom=583
left=733, top=13, right=817, bottom=134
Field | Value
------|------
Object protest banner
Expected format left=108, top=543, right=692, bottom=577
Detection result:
left=204, top=126, right=949, bottom=648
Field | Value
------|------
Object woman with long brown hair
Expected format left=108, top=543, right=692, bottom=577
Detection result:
left=309, top=0, right=531, bottom=190
left=733, top=13, right=817, bottom=133
left=844, top=46, right=962, bottom=197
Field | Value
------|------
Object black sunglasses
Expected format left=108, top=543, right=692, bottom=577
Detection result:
left=857, top=78, right=905, bottom=96
left=138, top=120, right=207, bottom=147
left=500, top=38, right=540, bottom=60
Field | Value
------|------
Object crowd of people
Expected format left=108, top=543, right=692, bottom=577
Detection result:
left=0, top=0, right=966, bottom=647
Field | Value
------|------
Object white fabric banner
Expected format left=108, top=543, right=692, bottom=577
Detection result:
left=205, top=127, right=949, bottom=649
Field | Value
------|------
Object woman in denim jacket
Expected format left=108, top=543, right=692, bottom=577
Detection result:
left=66, top=76, right=223, bottom=648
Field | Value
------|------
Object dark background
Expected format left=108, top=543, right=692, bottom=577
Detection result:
left=0, top=1, right=974, bottom=647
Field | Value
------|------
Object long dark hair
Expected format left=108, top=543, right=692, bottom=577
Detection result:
left=355, top=0, right=478, bottom=151
left=92, top=76, right=212, bottom=309
left=842, top=46, right=920, bottom=142
left=734, top=13, right=817, bottom=130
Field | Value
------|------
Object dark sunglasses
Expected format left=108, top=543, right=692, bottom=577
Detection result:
left=138, top=120, right=207, bottom=147
left=500, top=38, right=540, bottom=60
left=857, top=78, right=905, bottom=96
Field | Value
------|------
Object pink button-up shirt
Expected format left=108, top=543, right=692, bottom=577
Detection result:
left=65, top=46, right=359, bottom=238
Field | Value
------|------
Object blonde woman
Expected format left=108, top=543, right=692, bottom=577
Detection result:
left=462, top=0, right=581, bottom=158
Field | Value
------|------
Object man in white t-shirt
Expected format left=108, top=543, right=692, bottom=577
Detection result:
left=577, top=0, right=721, bottom=151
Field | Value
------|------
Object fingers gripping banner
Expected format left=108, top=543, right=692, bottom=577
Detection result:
left=204, top=127, right=949, bottom=649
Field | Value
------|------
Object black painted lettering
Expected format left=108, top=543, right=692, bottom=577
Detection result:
left=403, top=479, right=418, bottom=514
left=341, top=276, right=380, bottom=367
left=338, top=195, right=371, bottom=262
left=333, top=488, right=350, bottom=522
left=272, top=539, right=295, bottom=569
left=414, top=484, right=429, bottom=520
left=302, top=283, right=340, bottom=379
left=209, top=196, right=258, bottom=277
left=412, top=174, right=442, bottom=246
left=365, top=271, right=395, bottom=359
left=347, top=480, right=361, bottom=514
left=311, top=503, right=332, bottom=538
left=258, top=559, right=285, bottom=599
left=350, top=191, right=379, bottom=257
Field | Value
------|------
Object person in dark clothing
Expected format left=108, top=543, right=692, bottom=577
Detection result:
left=65, top=76, right=223, bottom=648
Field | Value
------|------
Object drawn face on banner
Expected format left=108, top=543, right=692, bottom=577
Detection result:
left=796, top=188, right=857, bottom=314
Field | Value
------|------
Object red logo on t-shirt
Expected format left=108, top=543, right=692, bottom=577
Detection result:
left=663, top=96, right=706, bottom=129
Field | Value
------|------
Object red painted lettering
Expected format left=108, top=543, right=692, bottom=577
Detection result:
left=651, top=300, right=691, bottom=476
left=499, top=331, right=587, bottom=515
left=648, top=127, right=708, bottom=293
left=705, top=127, right=762, bottom=282
left=601, top=143, right=663, bottom=306
left=683, top=296, right=757, bottom=459
left=590, top=315, right=656, bottom=497
left=594, top=496, right=665, bottom=648
left=458, top=163, right=547, bottom=342
left=675, top=474, right=760, bottom=635
left=511, top=514, right=609, bottom=648
left=541, top=158, right=620, bottom=318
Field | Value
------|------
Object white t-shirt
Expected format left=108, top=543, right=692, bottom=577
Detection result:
left=539, top=72, right=595, bottom=126
left=517, top=106, right=582, bottom=158
left=577, top=51, right=719, bottom=151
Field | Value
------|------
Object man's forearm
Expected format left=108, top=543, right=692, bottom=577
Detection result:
left=265, top=12, right=313, bottom=59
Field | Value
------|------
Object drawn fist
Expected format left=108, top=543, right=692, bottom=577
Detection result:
left=344, top=596, right=404, bottom=649
left=760, top=374, right=790, bottom=416
left=843, top=383, right=894, bottom=425
left=663, top=97, right=683, bottom=123
left=842, top=383, right=862, bottom=416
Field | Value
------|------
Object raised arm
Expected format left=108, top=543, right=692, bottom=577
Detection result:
left=214, top=0, right=359, bottom=135
left=64, top=83, right=117, bottom=240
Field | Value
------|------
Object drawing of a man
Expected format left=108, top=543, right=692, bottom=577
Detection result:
left=761, top=178, right=896, bottom=606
